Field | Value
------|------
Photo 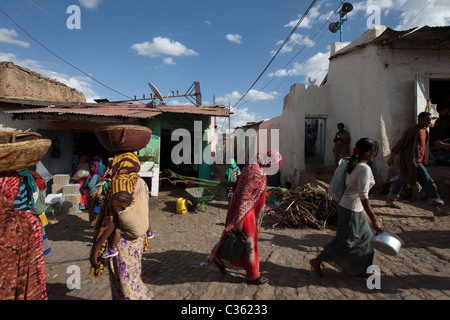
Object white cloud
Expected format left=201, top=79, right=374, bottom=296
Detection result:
left=246, top=90, right=279, bottom=101
left=131, top=37, right=199, bottom=58
left=0, top=28, right=30, bottom=48
left=78, top=0, right=103, bottom=10
left=272, top=33, right=316, bottom=55
left=163, top=57, right=176, bottom=65
left=0, top=52, right=100, bottom=102
left=284, top=3, right=333, bottom=29
left=269, top=51, right=329, bottom=83
left=353, top=0, right=450, bottom=29
left=215, top=90, right=279, bottom=105
left=225, top=34, right=242, bottom=44
left=223, top=107, right=258, bottom=131
left=205, top=21, right=212, bottom=27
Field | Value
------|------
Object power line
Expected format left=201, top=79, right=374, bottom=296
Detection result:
left=231, top=0, right=318, bottom=109
left=0, top=6, right=134, bottom=100
left=22, top=0, right=169, bottom=88
left=236, top=5, right=340, bottom=111
left=402, top=0, right=434, bottom=28
left=220, top=1, right=335, bottom=132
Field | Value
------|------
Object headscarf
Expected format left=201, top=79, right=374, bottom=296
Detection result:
left=30, top=171, right=47, bottom=191
left=257, top=150, right=283, bottom=168
left=226, top=158, right=238, bottom=181
left=88, top=158, right=106, bottom=182
left=110, top=152, right=141, bottom=194
left=90, top=152, right=148, bottom=278
left=17, top=169, right=38, bottom=207
left=0, top=172, right=20, bottom=204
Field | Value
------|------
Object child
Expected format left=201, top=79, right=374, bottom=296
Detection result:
left=102, top=181, right=154, bottom=258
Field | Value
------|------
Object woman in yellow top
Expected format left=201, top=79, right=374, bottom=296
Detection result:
left=90, top=152, right=154, bottom=300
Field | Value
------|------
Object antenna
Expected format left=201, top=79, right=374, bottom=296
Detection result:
left=184, top=81, right=202, bottom=106
left=110, top=81, right=203, bottom=106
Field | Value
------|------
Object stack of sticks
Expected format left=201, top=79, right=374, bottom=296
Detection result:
left=269, top=183, right=338, bottom=230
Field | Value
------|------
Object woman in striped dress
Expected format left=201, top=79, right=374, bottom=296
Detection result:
left=90, top=152, right=154, bottom=300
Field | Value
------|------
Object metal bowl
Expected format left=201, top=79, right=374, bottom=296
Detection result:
left=371, top=231, right=403, bottom=256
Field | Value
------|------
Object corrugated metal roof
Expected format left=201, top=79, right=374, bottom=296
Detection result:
left=0, top=97, right=230, bottom=118
left=157, top=104, right=229, bottom=116
left=4, top=105, right=161, bottom=118
left=332, top=25, right=450, bottom=59
left=370, top=25, right=450, bottom=49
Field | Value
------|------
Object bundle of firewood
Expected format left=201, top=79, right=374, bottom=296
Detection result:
left=269, top=183, right=338, bottom=230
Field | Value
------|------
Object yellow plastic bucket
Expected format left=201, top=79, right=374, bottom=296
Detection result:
left=176, top=197, right=187, bottom=214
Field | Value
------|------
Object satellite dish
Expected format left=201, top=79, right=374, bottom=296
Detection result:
left=329, top=21, right=340, bottom=33
left=148, top=82, right=164, bottom=102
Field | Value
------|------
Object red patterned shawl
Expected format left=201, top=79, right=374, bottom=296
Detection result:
left=0, top=173, right=47, bottom=300
left=208, top=163, right=267, bottom=263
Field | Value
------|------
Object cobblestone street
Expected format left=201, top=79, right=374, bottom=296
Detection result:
left=43, top=173, right=450, bottom=302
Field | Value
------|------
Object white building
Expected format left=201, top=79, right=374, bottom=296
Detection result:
left=280, top=25, right=450, bottom=186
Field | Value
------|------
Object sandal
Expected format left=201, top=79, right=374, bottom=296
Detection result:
left=309, top=258, right=324, bottom=277
left=101, top=247, right=118, bottom=258
left=433, top=210, right=450, bottom=217
left=384, top=204, right=401, bottom=209
left=214, top=259, right=226, bottom=275
left=247, top=276, right=269, bottom=285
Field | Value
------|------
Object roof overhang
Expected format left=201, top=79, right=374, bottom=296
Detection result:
left=330, top=25, right=450, bottom=60
left=0, top=97, right=230, bottom=121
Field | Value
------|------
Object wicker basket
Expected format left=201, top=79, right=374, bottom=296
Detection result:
left=0, top=130, right=42, bottom=144
left=0, top=139, right=52, bottom=173
left=95, top=124, right=152, bottom=153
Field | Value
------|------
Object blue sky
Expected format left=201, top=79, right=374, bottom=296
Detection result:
left=1, top=0, right=449, bottom=130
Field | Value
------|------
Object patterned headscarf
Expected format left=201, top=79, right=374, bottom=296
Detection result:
left=110, top=152, right=141, bottom=194
left=88, top=157, right=106, bottom=181
left=257, top=150, right=283, bottom=168
left=0, top=172, right=20, bottom=204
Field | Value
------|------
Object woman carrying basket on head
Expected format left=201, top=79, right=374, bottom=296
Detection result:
left=89, top=152, right=154, bottom=300
left=209, top=150, right=282, bottom=285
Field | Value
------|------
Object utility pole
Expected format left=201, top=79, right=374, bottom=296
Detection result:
left=228, top=103, right=231, bottom=133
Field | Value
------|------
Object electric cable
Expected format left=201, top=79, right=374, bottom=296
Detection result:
left=219, top=2, right=336, bottom=132
left=0, top=6, right=134, bottom=100
left=237, top=5, right=340, bottom=110
left=231, top=0, right=318, bottom=110
left=22, top=0, right=172, bottom=90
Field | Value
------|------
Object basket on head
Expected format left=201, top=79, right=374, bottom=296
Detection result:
left=95, top=124, right=152, bottom=153
left=0, top=135, right=51, bottom=173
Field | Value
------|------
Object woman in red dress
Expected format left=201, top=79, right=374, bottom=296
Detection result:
left=208, top=151, right=282, bottom=285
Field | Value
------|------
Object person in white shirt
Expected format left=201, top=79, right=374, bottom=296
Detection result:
left=310, top=138, right=383, bottom=277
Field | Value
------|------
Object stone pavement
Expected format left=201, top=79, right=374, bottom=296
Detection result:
left=43, top=180, right=450, bottom=301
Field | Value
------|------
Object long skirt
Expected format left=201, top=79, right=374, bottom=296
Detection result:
left=319, top=206, right=374, bottom=276
left=229, top=210, right=260, bottom=280
left=108, top=234, right=154, bottom=300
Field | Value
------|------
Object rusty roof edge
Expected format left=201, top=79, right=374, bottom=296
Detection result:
left=0, top=97, right=227, bottom=109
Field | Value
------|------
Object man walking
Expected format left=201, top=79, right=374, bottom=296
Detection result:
left=333, top=123, right=351, bottom=166
left=385, top=112, right=448, bottom=217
